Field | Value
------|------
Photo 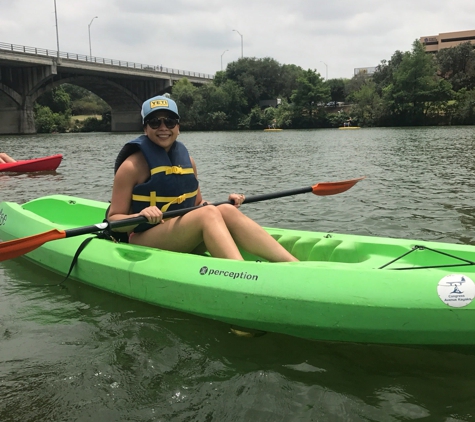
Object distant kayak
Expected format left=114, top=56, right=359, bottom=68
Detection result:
left=338, top=127, right=360, bottom=130
left=264, top=128, right=283, bottom=132
left=0, top=154, right=62, bottom=172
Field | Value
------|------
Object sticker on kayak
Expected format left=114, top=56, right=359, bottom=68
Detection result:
left=437, top=274, right=475, bottom=308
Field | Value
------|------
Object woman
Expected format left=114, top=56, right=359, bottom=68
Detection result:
left=107, top=95, right=297, bottom=262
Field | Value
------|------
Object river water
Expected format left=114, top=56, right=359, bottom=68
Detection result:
left=1, top=127, right=475, bottom=421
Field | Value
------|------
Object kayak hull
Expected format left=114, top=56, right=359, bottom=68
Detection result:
left=0, top=154, right=62, bottom=172
left=2, top=195, right=475, bottom=345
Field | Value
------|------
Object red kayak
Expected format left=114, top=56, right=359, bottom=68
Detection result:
left=0, top=154, right=62, bottom=173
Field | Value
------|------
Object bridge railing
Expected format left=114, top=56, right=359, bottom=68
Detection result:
left=0, top=41, right=214, bottom=79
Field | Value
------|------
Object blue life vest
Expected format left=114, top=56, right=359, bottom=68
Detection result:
left=115, top=135, right=199, bottom=232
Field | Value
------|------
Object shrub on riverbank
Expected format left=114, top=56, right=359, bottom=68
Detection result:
left=34, top=85, right=111, bottom=133
left=34, top=104, right=71, bottom=133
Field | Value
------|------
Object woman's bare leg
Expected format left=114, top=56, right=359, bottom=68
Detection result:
left=130, top=205, right=244, bottom=260
left=218, top=204, right=298, bottom=262
left=130, top=204, right=298, bottom=262
left=0, top=153, right=16, bottom=164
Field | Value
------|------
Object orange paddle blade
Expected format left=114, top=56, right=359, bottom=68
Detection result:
left=0, top=229, right=66, bottom=262
left=311, top=176, right=365, bottom=196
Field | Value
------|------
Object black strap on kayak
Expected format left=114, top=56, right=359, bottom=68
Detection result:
left=58, top=236, right=96, bottom=286
left=58, top=225, right=124, bottom=286
left=379, top=245, right=475, bottom=270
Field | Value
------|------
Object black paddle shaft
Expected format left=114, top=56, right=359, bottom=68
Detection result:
left=65, top=216, right=147, bottom=238
left=65, top=185, right=313, bottom=238
left=161, top=185, right=313, bottom=218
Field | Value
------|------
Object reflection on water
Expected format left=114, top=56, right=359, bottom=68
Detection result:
left=1, top=127, right=475, bottom=420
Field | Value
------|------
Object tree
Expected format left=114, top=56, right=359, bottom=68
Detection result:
left=248, top=106, right=265, bottom=129
left=274, top=99, right=294, bottom=129
left=372, top=50, right=405, bottom=96
left=187, top=83, right=230, bottom=130
left=61, top=84, right=110, bottom=115
left=326, top=78, right=347, bottom=103
left=347, top=79, right=382, bottom=126
left=219, top=80, right=247, bottom=127
left=36, top=86, right=71, bottom=114
left=34, top=104, right=70, bottom=133
left=171, top=78, right=198, bottom=127
left=280, top=64, right=305, bottom=100
left=346, top=73, right=371, bottom=102
left=382, top=40, right=453, bottom=125
left=172, top=77, right=247, bottom=130
left=449, top=88, right=475, bottom=124
left=436, top=42, right=475, bottom=91
left=225, top=57, right=293, bottom=113
left=290, top=69, right=330, bottom=119
left=213, top=70, right=227, bottom=87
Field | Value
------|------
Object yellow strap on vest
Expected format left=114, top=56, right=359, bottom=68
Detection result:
left=132, top=189, right=199, bottom=211
left=150, top=165, right=194, bottom=176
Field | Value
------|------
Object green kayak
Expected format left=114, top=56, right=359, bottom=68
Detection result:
left=1, top=194, right=475, bottom=345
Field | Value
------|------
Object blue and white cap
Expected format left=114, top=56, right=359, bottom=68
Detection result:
left=141, top=95, right=180, bottom=122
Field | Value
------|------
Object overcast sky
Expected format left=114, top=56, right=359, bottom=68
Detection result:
left=1, top=0, right=474, bottom=79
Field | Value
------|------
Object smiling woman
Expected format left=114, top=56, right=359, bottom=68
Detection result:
left=106, top=95, right=298, bottom=263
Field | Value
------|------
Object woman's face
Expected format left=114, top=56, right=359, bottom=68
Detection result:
left=144, top=111, right=180, bottom=152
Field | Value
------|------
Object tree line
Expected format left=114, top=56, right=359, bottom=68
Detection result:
left=34, top=39, right=475, bottom=132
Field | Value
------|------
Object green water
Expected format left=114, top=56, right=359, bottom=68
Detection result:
left=1, top=127, right=475, bottom=421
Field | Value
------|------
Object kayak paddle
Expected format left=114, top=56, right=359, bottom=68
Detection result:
left=0, top=176, right=364, bottom=261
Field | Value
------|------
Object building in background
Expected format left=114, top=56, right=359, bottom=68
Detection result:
left=354, top=67, right=377, bottom=77
left=420, top=29, right=475, bottom=53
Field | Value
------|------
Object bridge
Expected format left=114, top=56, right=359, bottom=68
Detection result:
left=0, top=42, right=214, bottom=134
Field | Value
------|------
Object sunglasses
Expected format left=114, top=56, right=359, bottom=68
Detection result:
left=146, top=117, right=179, bottom=129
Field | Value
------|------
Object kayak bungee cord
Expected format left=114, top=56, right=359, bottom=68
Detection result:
left=378, top=245, right=475, bottom=270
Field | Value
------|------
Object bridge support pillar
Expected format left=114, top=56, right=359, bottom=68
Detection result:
left=19, top=97, right=36, bottom=134
left=0, top=95, right=35, bottom=135
left=111, top=110, right=142, bottom=132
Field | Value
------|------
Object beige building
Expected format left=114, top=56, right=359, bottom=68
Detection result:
left=420, top=29, right=475, bottom=53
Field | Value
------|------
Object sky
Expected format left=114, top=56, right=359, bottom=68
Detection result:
left=1, top=0, right=474, bottom=80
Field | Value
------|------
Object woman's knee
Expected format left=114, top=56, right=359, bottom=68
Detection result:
left=216, top=203, right=241, bottom=219
left=194, top=204, right=227, bottom=224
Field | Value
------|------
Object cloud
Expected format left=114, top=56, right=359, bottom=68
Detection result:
left=0, top=0, right=474, bottom=78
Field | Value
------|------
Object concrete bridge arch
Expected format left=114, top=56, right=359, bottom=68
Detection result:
left=0, top=45, right=212, bottom=134
left=0, top=72, right=172, bottom=134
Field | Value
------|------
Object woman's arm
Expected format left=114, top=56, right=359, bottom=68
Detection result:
left=191, top=157, right=205, bottom=206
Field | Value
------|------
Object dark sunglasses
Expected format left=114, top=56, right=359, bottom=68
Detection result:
left=146, top=117, right=179, bottom=129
